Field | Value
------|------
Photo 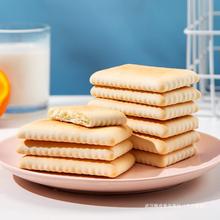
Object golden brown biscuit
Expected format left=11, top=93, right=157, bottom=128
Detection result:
left=17, top=139, right=133, bottom=161
left=133, top=145, right=196, bottom=167
left=127, top=115, right=198, bottom=138
left=48, top=105, right=127, bottom=127
left=88, top=98, right=199, bottom=120
left=91, top=86, right=201, bottom=106
left=17, top=119, right=132, bottom=146
left=90, top=64, right=199, bottom=93
left=131, top=131, right=200, bottom=154
left=19, top=152, right=135, bottom=178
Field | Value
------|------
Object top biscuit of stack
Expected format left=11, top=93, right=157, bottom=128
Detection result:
left=90, top=64, right=199, bottom=93
left=48, top=105, right=127, bottom=127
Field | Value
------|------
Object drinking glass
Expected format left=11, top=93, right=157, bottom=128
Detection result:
left=0, top=23, right=50, bottom=113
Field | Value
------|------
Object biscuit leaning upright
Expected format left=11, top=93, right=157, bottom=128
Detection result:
left=17, top=105, right=135, bottom=178
left=89, top=64, right=200, bottom=167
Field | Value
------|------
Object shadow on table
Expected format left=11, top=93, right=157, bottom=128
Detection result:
left=14, top=166, right=220, bottom=208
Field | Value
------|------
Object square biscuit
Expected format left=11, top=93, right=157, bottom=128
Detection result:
left=17, top=139, right=133, bottom=161
left=91, top=86, right=201, bottom=107
left=90, top=64, right=199, bottom=93
left=88, top=98, right=198, bottom=120
left=17, top=119, right=132, bottom=146
left=48, top=105, right=127, bottom=127
left=131, top=131, right=200, bottom=155
left=132, top=145, right=196, bottom=167
left=127, top=115, right=198, bottom=138
left=19, top=152, right=135, bottom=178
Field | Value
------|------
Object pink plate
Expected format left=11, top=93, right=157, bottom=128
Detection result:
left=0, top=132, right=220, bottom=193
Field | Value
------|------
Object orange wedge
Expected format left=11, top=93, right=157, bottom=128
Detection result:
left=0, top=70, right=10, bottom=116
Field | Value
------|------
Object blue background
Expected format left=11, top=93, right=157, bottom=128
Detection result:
left=0, top=0, right=187, bottom=95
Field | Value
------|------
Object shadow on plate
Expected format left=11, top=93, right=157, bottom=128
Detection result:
left=14, top=166, right=220, bottom=208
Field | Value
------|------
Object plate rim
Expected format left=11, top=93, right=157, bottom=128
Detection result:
left=0, top=131, right=220, bottom=183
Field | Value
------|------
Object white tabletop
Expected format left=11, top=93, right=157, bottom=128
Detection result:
left=0, top=96, right=220, bottom=220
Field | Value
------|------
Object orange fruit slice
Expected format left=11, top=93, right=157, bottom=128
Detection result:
left=0, top=70, right=10, bottom=116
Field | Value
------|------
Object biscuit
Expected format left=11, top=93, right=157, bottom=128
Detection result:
left=127, top=115, right=198, bottom=138
left=131, top=131, right=200, bottom=154
left=88, top=98, right=198, bottom=120
left=48, top=105, right=127, bottom=127
left=90, top=86, right=201, bottom=106
left=17, top=119, right=132, bottom=146
left=17, top=139, right=133, bottom=161
left=132, top=145, right=196, bottom=167
left=90, top=64, right=199, bottom=93
left=19, top=152, right=135, bottom=178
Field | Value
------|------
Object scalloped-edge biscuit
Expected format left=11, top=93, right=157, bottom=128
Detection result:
left=90, top=64, right=199, bottom=93
left=88, top=98, right=198, bottom=120
left=48, top=105, right=127, bottom=127
left=19, top=152, right=135, bottom=178
left=17, top=119, right=132, bottom=146
left=132, top=145, right=196, bottom=167
left=131, top=131, right=200, bottom=155
left=91, top=86, right=201, bottom=107
left=17, top=139, right=133, bottom=161
left=127, top=115, right=198, bottom=138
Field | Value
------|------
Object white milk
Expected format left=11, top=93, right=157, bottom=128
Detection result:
left=0, top=43, right=50, bottom=109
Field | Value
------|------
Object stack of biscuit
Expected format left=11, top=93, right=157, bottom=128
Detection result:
left=89, top=64, right=201, bottom=167
left=17, top=106, right=135, bottom=178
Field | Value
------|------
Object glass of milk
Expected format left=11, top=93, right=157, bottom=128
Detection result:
left=0, top=23, right=50, bottom=113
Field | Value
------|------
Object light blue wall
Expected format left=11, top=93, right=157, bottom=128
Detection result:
left=0, top=0, right=187, bottom=94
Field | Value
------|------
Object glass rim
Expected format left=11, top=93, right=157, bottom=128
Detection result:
left=0, top=23, right=50, bottom=34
